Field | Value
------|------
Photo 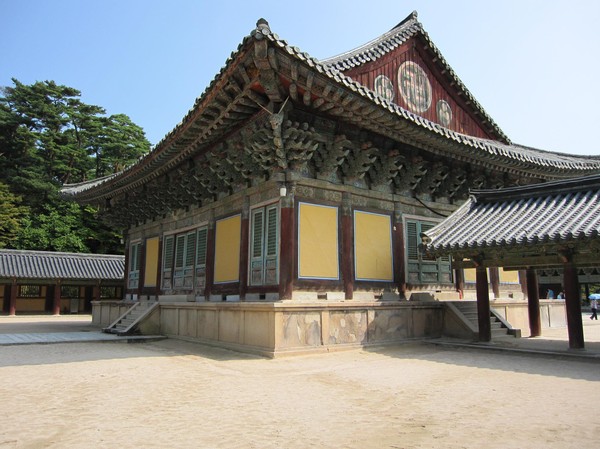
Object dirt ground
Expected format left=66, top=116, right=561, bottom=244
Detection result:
left=1, top=330, right=599, bottom=449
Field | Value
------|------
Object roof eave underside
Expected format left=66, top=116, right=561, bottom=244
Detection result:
left=61, top=20, right=600, bottom=203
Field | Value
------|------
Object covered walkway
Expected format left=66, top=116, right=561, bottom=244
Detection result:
left=424, top=174, right=600, bottom=351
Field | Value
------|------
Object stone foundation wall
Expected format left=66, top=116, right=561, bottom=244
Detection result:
left=93, top=300, right=445, bottom=356
left=492, top=300, right=567, bottom=336
left=92, top=299, right=567, bottom=355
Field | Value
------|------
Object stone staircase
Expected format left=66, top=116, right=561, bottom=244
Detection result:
left=103, top=300, right=159, bottom=336
left=450, top=301, right=520, bottom=338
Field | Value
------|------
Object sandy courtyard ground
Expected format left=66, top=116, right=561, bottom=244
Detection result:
left=1, top=335, right=599, bottom=449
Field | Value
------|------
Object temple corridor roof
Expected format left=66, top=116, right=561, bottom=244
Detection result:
left=423, top=174, right=600, bottom=261
left=0, top=250, right=125, bottom=281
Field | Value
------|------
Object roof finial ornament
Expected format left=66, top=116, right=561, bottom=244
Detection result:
left=393, top=10, right=419, bottom=30
left=252, top=18, right=271, bottom=40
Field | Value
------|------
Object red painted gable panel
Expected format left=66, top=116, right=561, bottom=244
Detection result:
left=341, top=40, right=492, bottom=140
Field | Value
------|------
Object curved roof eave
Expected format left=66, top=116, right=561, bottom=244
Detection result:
left=61, top=17, right=600, bottom=201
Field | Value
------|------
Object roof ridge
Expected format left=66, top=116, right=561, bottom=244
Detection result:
left=471, top=174, right=600, bottom=203
left=319, top=12, right=421, bottom=66
left=0, top=249, right=124, bottom=259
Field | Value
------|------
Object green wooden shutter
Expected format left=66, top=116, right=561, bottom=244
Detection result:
left=252, top=209, right=264, bottom=259
left=196, top=228, right=207, bottom=266
left=250, top=209, right=265, bottom=285
left=266, top=206, right=278, bottom=257
left=195, top=227, right=208, bottom=291
left=162, top=235, right=175, bottom=290
left=407, top=221, right=418, bottom=261
left=175, top=235, right=185, bottom=269
left=264, top=205, right=279, bottom=285
left=185, top=231, right=196, bottom=268
left=163, top=236, right=174, bottom=270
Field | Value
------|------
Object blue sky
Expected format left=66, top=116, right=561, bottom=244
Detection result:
left=2, top=0, right=599, bottom=155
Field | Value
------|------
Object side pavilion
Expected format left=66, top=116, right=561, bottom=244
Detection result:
left=0, top=250, right=124, bottom=315
left=423, top=174, right=600, bottom=350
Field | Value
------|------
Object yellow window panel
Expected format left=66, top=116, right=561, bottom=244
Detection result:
left=143, top=237, right=160, bottom=287
left=499, top=267, right=519, bottom=284
left=464, top=268, right=476, bottom=283
left=298, top=203, right=339, bottom=279
left=354, top=211, right=393, bottom=281
left=214, top=215, right=241, bottom=283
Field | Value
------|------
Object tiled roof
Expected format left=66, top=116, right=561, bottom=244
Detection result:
left=320, top=11, right=509, bottom=143
left=423, top=174, right=600, bottom=255
left=61, top=15, right=600, bottom=200
left=0, top=250, right=124, bottom=280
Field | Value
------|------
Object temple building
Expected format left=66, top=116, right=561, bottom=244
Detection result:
left=62, top=12, right=600, bottom=355
left=0, top=250, right=124, bottom=315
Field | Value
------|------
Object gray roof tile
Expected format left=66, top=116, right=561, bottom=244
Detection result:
left=0, top=250, right=124, bottom=281
left=424, top=174, right=600, bottom=254
left=61, top=16, right=600, bottom=200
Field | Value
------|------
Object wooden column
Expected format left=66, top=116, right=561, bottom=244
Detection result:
left=518, top=270, right=528, bottom=300
left=137, top=239, right=146, bottom=299
left=489, top=267, right=500, bottom=299
left=204, top=214, right=216, bottom=301
left=393, top=204, right=407, bottom=299
left=278, top=183, right=295, bottom=300
left=93, top=281, right=101, bottom=302
left=341, top=193, right=354, bottom=300
left=475, top=264, right=491, bottom=342
left=122, top=236, right=130, bottom=298
left=155, top=237, right=163, bottom=298
left=9, top=278, right=17, bottom=316
left=52, top=279, right=61, bottom=316
left=563, top=259, right=584, bottom=349
left=454, top=266, right=464, bottom=300
left=239, top=198, right=250, bottom=301
left=525, top=267, right=541, bottom=337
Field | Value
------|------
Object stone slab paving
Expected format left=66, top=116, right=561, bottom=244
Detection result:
left=429, top=313, right=600, bottom=361
left=0, top=331, right=165, bottom=346
left=0, top=315, right=165, bottom=346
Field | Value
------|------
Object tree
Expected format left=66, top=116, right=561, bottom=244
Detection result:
left=0, top=78, right=151, bottom=253
left=0, top=182, right=28, bottom=248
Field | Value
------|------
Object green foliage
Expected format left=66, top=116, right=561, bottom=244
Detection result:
left=0, top=182, right=28, bottom=248
left=0, top=78, right=150, bottom=253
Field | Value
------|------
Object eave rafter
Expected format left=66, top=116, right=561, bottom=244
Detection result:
left=447, top=240, right=600, bottom=271
left=67, top=20, right=600, bottom=229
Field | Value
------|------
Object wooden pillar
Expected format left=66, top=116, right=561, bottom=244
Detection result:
left=137, top=239, right=146, bottom=299
left=93, top=281, right=101, bottom=302
left=279, top=183, right=295, bottom=300
left=52, top=279, right=61, bottom=316
left=155, top=237, right=163, bottom=298
left=525, top=267, right=541, bottom=337
left=393, top=204, right=407, bottom=299
left=9, top=278, right=17, bottom=316
left=239, top=198, right=250, bottom=301
left=454, top=266, right=464, bottom=300
left=204, top=215, right=216, bottom=301
left=341, top=193, right=354, bottom=300
left=518, top=270, right=528, bottom=300
left=563, top=260, right=584, bottom=349
left=489, top=267, right=500, bottom=299
left=122, top=235, right=129, bottom=299
left=475, top=264, right=491, bottom=342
